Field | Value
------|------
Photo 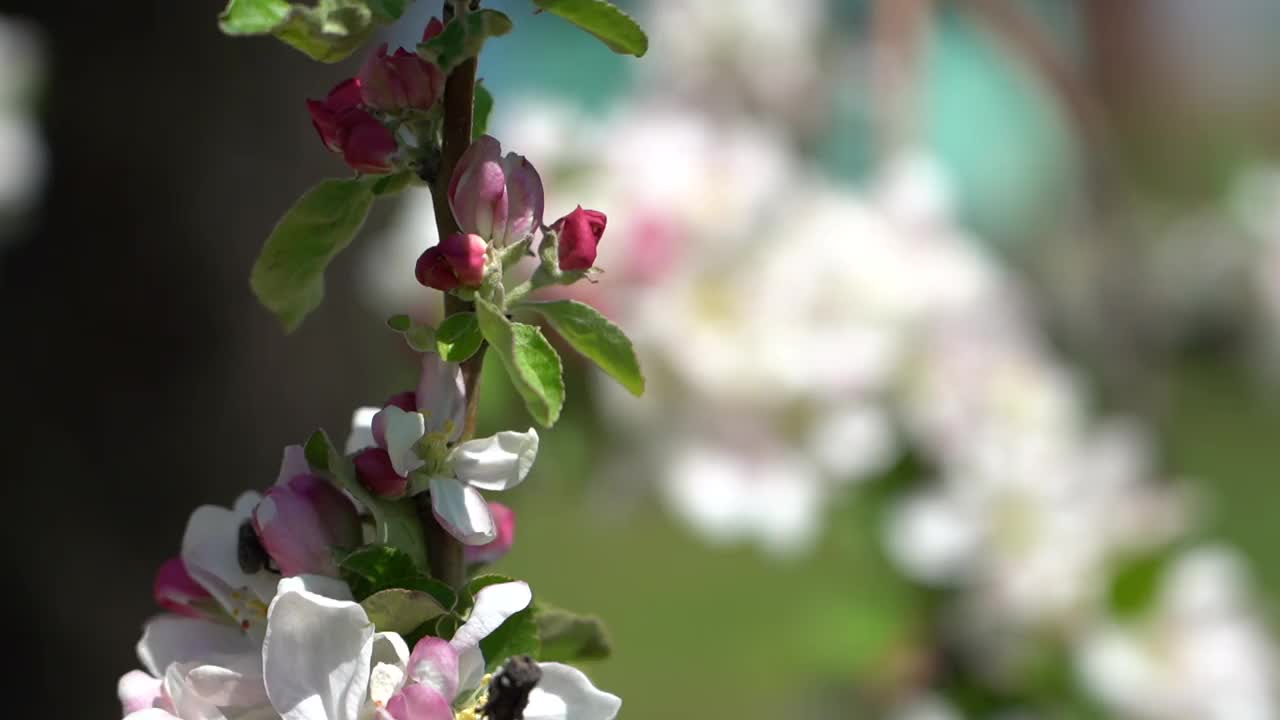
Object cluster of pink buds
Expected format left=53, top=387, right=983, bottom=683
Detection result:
left=305, top=20, right=445, bottom=174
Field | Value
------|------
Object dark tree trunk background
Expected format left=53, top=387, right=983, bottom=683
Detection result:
left=0, top=2, right=390, bottom=715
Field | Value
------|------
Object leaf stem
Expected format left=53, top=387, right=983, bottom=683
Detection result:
left=421, top=1, right=485, bottom=592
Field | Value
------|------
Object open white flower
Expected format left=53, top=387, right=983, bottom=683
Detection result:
left=347, top=354, right=539, bottom=546
left=261, top=577, right=620, bottom=720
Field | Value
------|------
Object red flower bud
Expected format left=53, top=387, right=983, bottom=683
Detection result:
left=422, top=17, right=444, bottom=42
left=439, top=233, right=488, bottom=286
left=358, top=43, right=444, bottom=111
left=555, top=206, right=607, bottom=271
left=354, top=447, right=409, bottom=498
left=416, top=246, right=460, bottom=292
left=306, top=78, right=363, bottom=152
left=341, top=111, right=398, bottom=174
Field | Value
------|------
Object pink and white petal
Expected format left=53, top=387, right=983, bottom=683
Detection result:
left=136, top=615, right=251, bottom=678
left=385, top=684, right=454, bottom=720
left=124, top=710, right=181, bottom=720
left=181, top=498, right=277, bottom=626
left=380, top=406, right=428, bottom=477
left=164, top=661, right=226, bottom=720
left=450, top=429, right=539, bottom=492
left=346, top=407, right=380, bottom=453
left=450, top=581, right=532, bottom=693
left=407, top=636, right=459, bottom=701
left=263, top=576, right=374, bottom=720
left=429, top=476, right=496, bottom=546
left=278, top=444, right=312, bottom=485
left=523, top=663, right=622, bottom=720
left=119, top=669, right=163, bottom=715
left=417, top=353, right=466, bottom=442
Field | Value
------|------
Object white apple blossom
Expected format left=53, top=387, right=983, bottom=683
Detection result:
left=261, top=576, right=621, bottom=720
left=1076, top=546, right=1280, bottom=720
left=347, top=353, right=538, bottom=546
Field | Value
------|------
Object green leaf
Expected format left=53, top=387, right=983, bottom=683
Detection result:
left=1108, top=546, right=1178, bottom=618
left=536, top=605, right=612, bottom=662
left=473, top=83, right=494, bottom=140
left=436, top=312, right=483, bottom=362
left=475, top=299, right=565, bottom=427
left=386, top=314, right=412, bottom=332
left=531, top=0, right=648, bottom=57
left=405, top=324, right=437, bottom=352
left=368, top=171, right=414, bottom=196
left=361, top=588, right=448, bottom=634
left=220, top=0, right=387, bottom=63
left=304, top=430, right=333, bottom=472
left=481, top=604, right=540, bottom=669
left=526, top=300, right=644, bottom=396
left=339, top=544, right=419, bottom=599
left=417, top=9, right=514, bottom=74
left=250, top=178, right=374, bottom=332
left=309, top=430, right=429, bottom=571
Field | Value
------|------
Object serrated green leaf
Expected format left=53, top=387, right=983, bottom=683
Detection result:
left=526, top=300, right=644, bottom=396
left=475, top=299, right=565, bottom=427
left=340, top=544, right=419, bottom=600
left=536, top=605, right=612, bottom=662
left=473, top=83, right=494, bottom=140
left=250, top=178, right=374, bottom=332
left=417, top=9, right=513, bottom=74
left=309, top=431, right=429, bottom=571
left=481, top=605, right=540, bottom=669
left=361, top=588, right=448, bottom=634
left=406, top=324, right=437, bottom=352
left=220, top=0, right=385, bottom=62
left=531, top=0, right=648, bottom=57
left=387, top=314, right=412, bottom=332
left=436, top=312, right=483, bottom=362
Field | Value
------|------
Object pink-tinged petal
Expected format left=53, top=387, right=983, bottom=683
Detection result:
left=328, top=78, right=364, bottom=110
left=346, top=407, right=380, bottom=453
left=416, top=246, right=460, bottom=292
left=119, top=670, right=163, bottom=715
left=278, top=444, right=311, bottom=486
left=263, top=576, right=373, bottom=720
left=449, top=135, right=507, bottom=240
left=136, top=616, right=251, bottom=678
left=429, top=476, right=495, bottom=546
left=464, top=503, right=516, bottom=566
left=498, top=152, right=544, bottom=246
left=380, top=406, right=428, bottom=476
left=417, top=354, right=466, bottom=442
left=124, top=710, right=181, bottom=720
left=450, top=581, right=533, bottom=694
left=523, top=663, right=622, bottom=720
left=180, top=497, right=277, bottom=637
left=153, top=556, right=215, bottom=620
left=407, top=636, right=459, bottom=701
left=438, top=233, right=488, bottom=286
left=341, top=111, right=397, bottom=174
left=354, top=448, right=409, bottom=498
left=385, top=684, right=454, bottom=720
left=372, top=391, right=416, bottom=448
left=253, top=475, right=363, bottom=577
left=183, top=651, right=269, bottom=707
left=451, top=429, right=539, bottom=492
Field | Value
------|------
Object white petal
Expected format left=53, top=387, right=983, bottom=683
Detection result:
left=346, top=407, right=380, bottom=454
left=181, top=497, right=277, bottom=637
left=417, top=353, right=467, bottom=441
left=124, top=710, right=181, bottom=720
left=883, top=490, right=979, bottom=584
left=429, top=476, right=496, bottom=545
left=450, top=581, right=532, bottom=693
left=450, top=429, right=539, bottom=491
left=263, top=576, right=374, bottom=720
left=381, top=406, right=428, bottom=476
left=137, top=615, right=251, bottom=678
left=368, top=663, right=406, bottom=710
left=184, top=651, right=269, bottom=707
left=371, top=631, right=410, bottom=668
left=523, top=663, right=621, bottom=720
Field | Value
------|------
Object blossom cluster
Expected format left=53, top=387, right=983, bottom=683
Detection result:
left=120, top=355, right=618, bottom=720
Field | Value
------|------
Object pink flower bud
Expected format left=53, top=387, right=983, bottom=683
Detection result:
left=416, top=246, right=460, bottom=292
left=464, top=502, right=516, bottom=566
left=252, top=475, right=362, bottom=577
left=555, top=206, right=607, bottom=271
left=358, top=43, right=445, bottom=111
left=354, top=447, right=409, bottom=498
left=448, top=135, right=544, bottom=246
left=153, top=556, right=214, bottom=619
left=439, top=233, right=488, bottom=286
left=307, top=78, right=363, bottom=153
left=422, top=17, right=444, bottom=42
left=341, top=111, right=398, bottom=174
left=372, top=391, right=418, bottom=448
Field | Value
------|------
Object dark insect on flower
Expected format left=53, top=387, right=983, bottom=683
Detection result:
left=237, top=519, right=276, bottom=574
left=481, top=655, right=542, bottom=720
